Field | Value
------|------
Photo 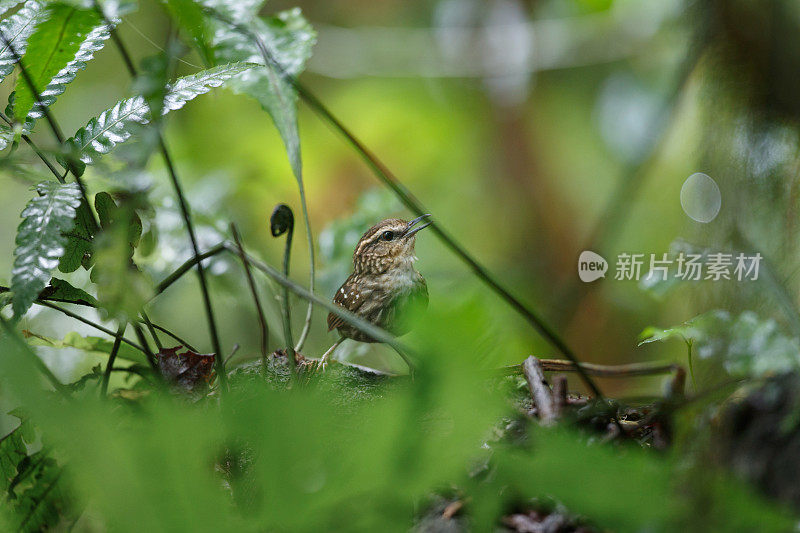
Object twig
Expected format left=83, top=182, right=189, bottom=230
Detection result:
left=499, top=358, right=679, bottom=378
left=522, top=356, right=557, bottom=425
left=202, top=6, right=603, bottom=397
left=224, top=343, right=240, bottom=366
left=147, top=323, right=198, bottom=353
left=152, top=243, right=226, bottom=297
left=132, top=323, right=157, bottom=370
left=230, top=224, right=268, bottom=361
left=140, top=310, right=163, bottom=351
left=101, top=322, right=126, bottom=396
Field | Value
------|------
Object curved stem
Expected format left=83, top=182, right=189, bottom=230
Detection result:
left=279, top=222, right=296, bottom=369
left=294, top=192, right=314, bottom=353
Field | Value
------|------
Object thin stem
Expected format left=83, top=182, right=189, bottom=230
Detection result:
left=499, top=358, right=679, bottom=378
left=230, top=224, right=269, bottom=361
left=98, top=13, right=227, bottom=391
left=0, top=315, right=71, bottom=398
left=152, top=243, right=226, bottom=297
left=140, top=310, right=163, bottom=351
left=101, top=322, right=126, bottom=396
left=132, top=323, right=157, bottom=370
left=1, top=285, right=195, bottom=354
left=36, top=301, right=146, bottom=354
left=148, top=323, right=198, bottom=353
left=279, top=219, right=296, bottom=367
left=294, top=194, right=314, bottom=353
left=203, top=7, right=602, bottom=397
left=0, top=112, right=63, bottom=181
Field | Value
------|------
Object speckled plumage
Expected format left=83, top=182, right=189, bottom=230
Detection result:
left=328, top=218, right=429, bottom=342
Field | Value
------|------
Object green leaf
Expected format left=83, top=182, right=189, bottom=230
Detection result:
left=22, top=13, right=115, bottom=129
left=11, top=181, right=82, bottom=317
left=24, top=330, right=145, bottom=363
left=163, top=0, right=213, bottom=65
left=0, top=120, right=13, bottom=151
left=203, top=0, right=266, bottom=24
left=13, top=3, right=103, bottom=123
left=210, top=7, right=315, bottom=180
left=57, top=201, right=93, bottom=273
left=0, top=0, right=43, bottom=84
left=93, top=191, right=142, bottom=248
left=92, top=201, right=151, bottom=320
left=39, top=277, right=97, bottom=306
left=639, top=310, right=800, bottom=377
left=65, top=62, right=253, bottom=164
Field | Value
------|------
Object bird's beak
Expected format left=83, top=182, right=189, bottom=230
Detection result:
left=404, top=214, right=432, bottom=238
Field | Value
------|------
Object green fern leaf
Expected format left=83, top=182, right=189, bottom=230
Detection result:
left=23, top=17, right=116, bottom=129
left=13, top=3, right=103, bottom=123
left=11, top=181, right=82, bottom=317
left=66, top=62, right=253, bottom=164
left=0, top=0, right=43, bottom=84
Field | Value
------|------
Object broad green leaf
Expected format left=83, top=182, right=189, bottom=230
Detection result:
left=24, top=330, right=145, bottom=363
left=89, top=191, right=142, bottom=284
left=58, top=199, right=94, bottom=273
left=163, top=0, right=212, bottom=65
left=0, top=0, right=43, bottom=84
left=65, top=62, right=253, bottom=164
left=23, top=14, right=115, bottom=128
left=92, top=202, right=151, bottom=320
left=13, top=3, right=102, bottom=122
left=210, top=7, right=315, bottom=180
left=39, top=277, right=97, bottom=306
left=11, top=181, right=81, bottom=317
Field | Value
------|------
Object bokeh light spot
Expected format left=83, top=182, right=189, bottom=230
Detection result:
left=681, top=173, right=721, bottom=223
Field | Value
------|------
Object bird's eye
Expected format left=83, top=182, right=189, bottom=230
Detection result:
left=381, top=230, right=395, bottom=241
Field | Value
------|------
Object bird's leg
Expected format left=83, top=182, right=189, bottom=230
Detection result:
left=390, top=345, right=416, bottom=379
left=318, top=337, right=344, bottom=371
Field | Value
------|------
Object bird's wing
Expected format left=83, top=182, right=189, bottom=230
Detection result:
left=327, top=275, right=365, bottom=331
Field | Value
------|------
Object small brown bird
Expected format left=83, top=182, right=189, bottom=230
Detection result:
left=321, top=214, right=432, bottom=370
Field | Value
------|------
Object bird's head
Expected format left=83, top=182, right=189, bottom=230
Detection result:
left=353, top=214, right=431, bottom=274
